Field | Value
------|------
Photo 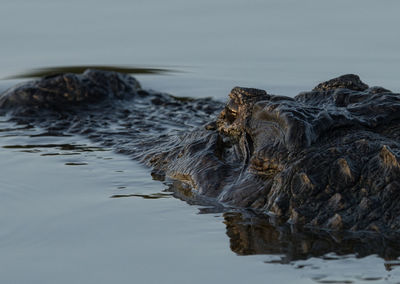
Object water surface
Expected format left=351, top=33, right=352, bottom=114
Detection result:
left=1, top=117, right=400, bottom=284
left=1, top=0, right=400, bottom=283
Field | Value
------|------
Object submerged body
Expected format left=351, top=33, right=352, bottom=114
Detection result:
left=1, top=70, right=400, bottom=234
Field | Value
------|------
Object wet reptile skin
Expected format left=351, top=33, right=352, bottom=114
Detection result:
left=1, top=70, right=400, bottom=235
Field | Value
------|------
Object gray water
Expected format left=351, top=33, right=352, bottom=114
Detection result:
left=1, top=0, right=400, bottom=283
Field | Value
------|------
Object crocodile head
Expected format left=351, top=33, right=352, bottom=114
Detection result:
left=152, top=74, right=400, bottom=233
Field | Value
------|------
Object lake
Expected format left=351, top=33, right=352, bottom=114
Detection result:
left=1, top=0, right=400, bottom=283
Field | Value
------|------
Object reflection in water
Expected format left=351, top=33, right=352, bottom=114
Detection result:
left=150, top=179, right=400, bottom=265
left=222, top=210, right=400, bottom=264
left=3, top=143, right=106, bottom=152
left=110, top=193, right=172, bottom=199
left=65, top=162, right=88, bottom=166
left=4, top=65, right=177, bottom=79
left=3, top=142, right=109, bottom=166
left=385, top=260, right=400, bottom=271
left=41, top=153, right=81, bottom=156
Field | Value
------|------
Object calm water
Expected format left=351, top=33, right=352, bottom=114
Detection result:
left=1, top=0, right=400, bottom=283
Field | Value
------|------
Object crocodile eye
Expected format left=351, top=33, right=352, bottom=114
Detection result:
left=225, top=100, right=238, bottom=123
left=225, top=108, right=236, bottom=123
left=225, top=101, right=238, bottom=123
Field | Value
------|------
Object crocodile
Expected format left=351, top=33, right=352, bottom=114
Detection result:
left=1, top=70, right=400, bottom=235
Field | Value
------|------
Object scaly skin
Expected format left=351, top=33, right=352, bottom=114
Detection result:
left=147, top=74, right=400, bottom=233
left=1, top=70, right=400, bottom=234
